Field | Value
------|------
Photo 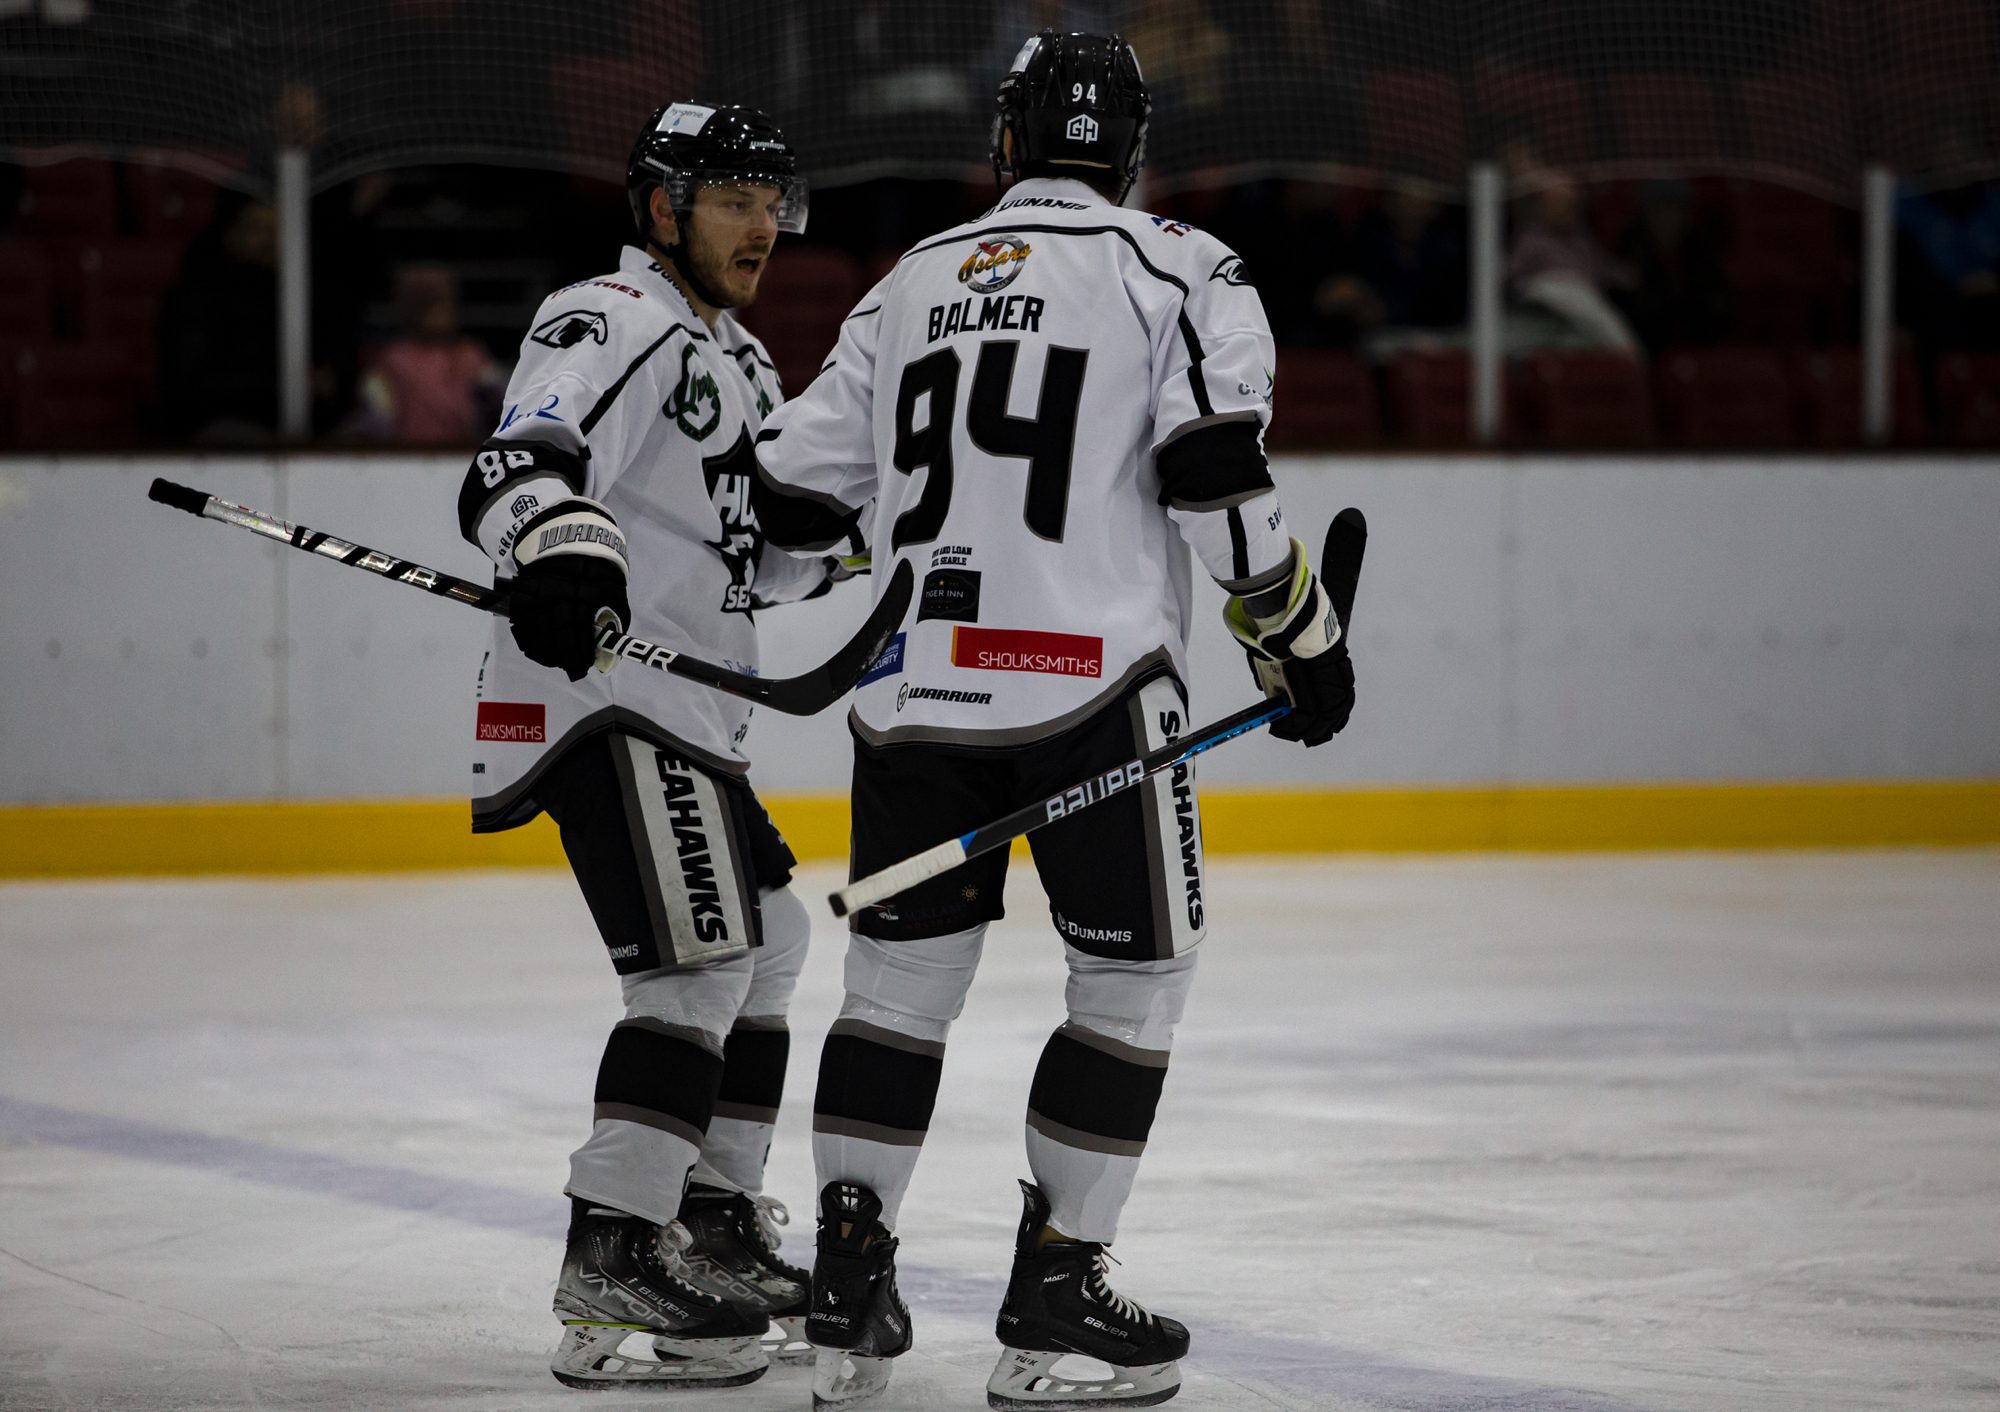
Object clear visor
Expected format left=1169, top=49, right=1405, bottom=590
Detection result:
left=667, top=172, right=810, bottom=234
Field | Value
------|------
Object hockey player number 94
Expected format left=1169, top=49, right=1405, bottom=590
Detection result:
left=890, top=340, right=1089, bottom=549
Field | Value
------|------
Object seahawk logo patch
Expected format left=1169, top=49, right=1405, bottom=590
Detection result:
left=531, top=310, right=609, bottom=348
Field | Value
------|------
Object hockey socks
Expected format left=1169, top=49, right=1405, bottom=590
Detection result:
left=569, top=1016, right=723, bottom=1228
left=1023, top=1021, right=1170, bottom=1242
left=703, top=1018, right=791, bottom=1192
left=810, top=1016, right=946, bottom=1228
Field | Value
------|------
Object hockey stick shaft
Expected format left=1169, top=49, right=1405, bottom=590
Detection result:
left=828, top=506, right=1367, bottom=919
left=828, top=697, right=1288, bottom=917
left=146, top=477, right=911, bottom=716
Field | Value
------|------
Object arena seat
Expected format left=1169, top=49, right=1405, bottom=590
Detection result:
left=15, top=158, right=119, bottom=242
left=1934, top=352, right=2000, bottom=447
left=1472, top=66, right=1593, bottom=168
left=1386, top=348, right=1473, bottom=446
left=1366, top=70, right=1465, bottom=179
left=1655, top=347, right=1795, bottom=447
left=1604, top=75, right=1722, bottom=162
left=0, top=243, right=56, bottom=341
left=1266, top=348, right=1379, bottom=448
left=1516, top=349, right=1654, bottom=447
left=1790, top=345, right=1926, bottom=446
left=78, top=243, right=185, bottom=347
left=12, top=341, right=141, bottom=447
left=738, top=247, right=864, bottom=398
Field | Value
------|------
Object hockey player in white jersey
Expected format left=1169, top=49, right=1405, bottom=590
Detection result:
left=751, top=31, right=1356, bottom=1410
left=458, top=102, right=854, bottom=1390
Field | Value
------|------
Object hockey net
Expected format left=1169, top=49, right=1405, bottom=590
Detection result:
left=0, top=1, right=1995, bottom=202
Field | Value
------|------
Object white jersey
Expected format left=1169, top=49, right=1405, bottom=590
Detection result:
left=753, top=177, right=1293, bottom=748
left=460, top=246, right=828, bottom=828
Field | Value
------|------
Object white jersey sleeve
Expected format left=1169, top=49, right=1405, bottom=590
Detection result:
left=457, top=273, right=703, bottom=565
left=748, top=277, right=889, bottom=554
left=1150, top=232, right=1291, bottom=597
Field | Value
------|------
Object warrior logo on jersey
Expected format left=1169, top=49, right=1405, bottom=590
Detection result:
left=958, top=235, right=1032, bottom=293
left=530, top=309, right=609, bottom=348
left=664, top=342, right=723, bottom=440
left=702, top=431, right=763, bottom=614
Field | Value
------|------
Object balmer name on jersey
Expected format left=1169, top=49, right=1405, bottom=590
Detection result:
left=754, top=176, right=1294, bottom=750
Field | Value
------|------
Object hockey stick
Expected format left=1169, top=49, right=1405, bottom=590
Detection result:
left=828, top=507, right=1367, bottom=918
left=146, top=477, right=914, bottom=717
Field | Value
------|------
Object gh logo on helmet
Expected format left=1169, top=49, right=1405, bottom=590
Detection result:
left=1065, top=115, right=1099, bottom=143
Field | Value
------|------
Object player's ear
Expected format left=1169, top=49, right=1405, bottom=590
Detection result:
left=650, top=188, right=680, bottom=249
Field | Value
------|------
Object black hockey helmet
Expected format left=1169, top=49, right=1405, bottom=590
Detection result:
left=626, top=102, right=808, bottom=242
left=991, top=30, right=1150, bottom=204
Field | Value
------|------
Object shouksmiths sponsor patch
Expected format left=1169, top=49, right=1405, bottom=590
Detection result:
left=858, top=632, right=907, bottom=686
left=476, top=701, right=546, bottom=742
left=950, top=626, right=1103, bottom=677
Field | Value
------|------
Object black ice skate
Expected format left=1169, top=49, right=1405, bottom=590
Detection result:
left=807, top=1180, right=913, bottom=1407
left=663, top=1182, right=812, bottom=1364
left=550, top=1198, right=770, bottom=1390
left=987, top=1180, right=1190, bottom=1410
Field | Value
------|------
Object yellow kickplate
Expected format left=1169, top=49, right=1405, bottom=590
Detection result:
left=1, top=781, right=1995, bottom=879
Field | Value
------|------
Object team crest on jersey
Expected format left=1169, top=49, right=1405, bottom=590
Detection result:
left=530, top=309, right=608, bottom=348
left=702, top=430, right=762, bottom=614
left=664, top=343, right=722, bottom=439
left=959, top=235, right=1031, bottom=293
left=1210, top=255, right=1253, bottom=287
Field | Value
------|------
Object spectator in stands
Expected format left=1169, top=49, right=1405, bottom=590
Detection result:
left=1613, top=178, right=1729, bottom=354
left=349, top=264, right=501, bottom=445
left=1508, top=173, right=1641, bottom=351
left=1896, top=164, right=2000, bottom=352
left=156, top=192, right=281, bottom=440
left=1309, top=180, right=1468, bottom=354
left=1122, top=0, right=1229, bottom=162
left=273, top=79, right=393, bottom=433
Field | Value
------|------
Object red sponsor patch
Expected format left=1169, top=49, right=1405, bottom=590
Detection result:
left=950, top=626, right=1103, bottom=678
left=476, top=701, right=546, bottom=743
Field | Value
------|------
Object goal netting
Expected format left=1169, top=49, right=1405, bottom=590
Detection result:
left=0, top=1, right=1994, bottom=200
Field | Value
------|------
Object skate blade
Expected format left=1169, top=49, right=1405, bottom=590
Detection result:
left=764, top=1314, right=815, bottom=1364
left=986, top=1347, right=1182, bottom=1409
left=812, top=1347, right=897, bottom=1407
left=552, top=1320, right=768, bottom=1390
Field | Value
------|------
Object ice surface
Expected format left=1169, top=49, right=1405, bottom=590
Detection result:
left=3, top=853, right=1997, bottom=1411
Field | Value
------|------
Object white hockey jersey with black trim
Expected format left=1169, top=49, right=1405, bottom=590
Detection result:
left=461, top=246, right=825, bottom=829
left=753, top=177, right=1292, bottom=748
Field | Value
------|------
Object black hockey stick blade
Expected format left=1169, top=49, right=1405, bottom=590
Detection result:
left=147, top=478, right=909, bottom=717
left=659, top=559, right=913, bottom=715
left=1322, top=505, right=1367, bottom=632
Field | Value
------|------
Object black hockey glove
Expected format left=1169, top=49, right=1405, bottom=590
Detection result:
left=1224, top=538, right=1355, bottom=747
left=505, top=498, right=630, bottom=682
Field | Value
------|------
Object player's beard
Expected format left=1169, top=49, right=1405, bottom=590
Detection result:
left=676, top=224, right=762, bottom=312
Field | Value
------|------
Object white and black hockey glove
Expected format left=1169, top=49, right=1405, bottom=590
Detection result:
left=1224, top=537, right=1355, bottom=747
left=506, top=497, right=630, bottom=682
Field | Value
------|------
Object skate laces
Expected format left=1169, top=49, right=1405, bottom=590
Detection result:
left=1084, top=1249, right=1150, bottom=1326
left=657, top=1219, right=694, bottom=1254
left=750, top=1193, right=790, bottom=1250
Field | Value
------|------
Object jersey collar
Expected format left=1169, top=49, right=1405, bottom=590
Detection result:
left=624, top=244, right=703, bottom=324
left=996, top=176, right=1111, bottom=210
